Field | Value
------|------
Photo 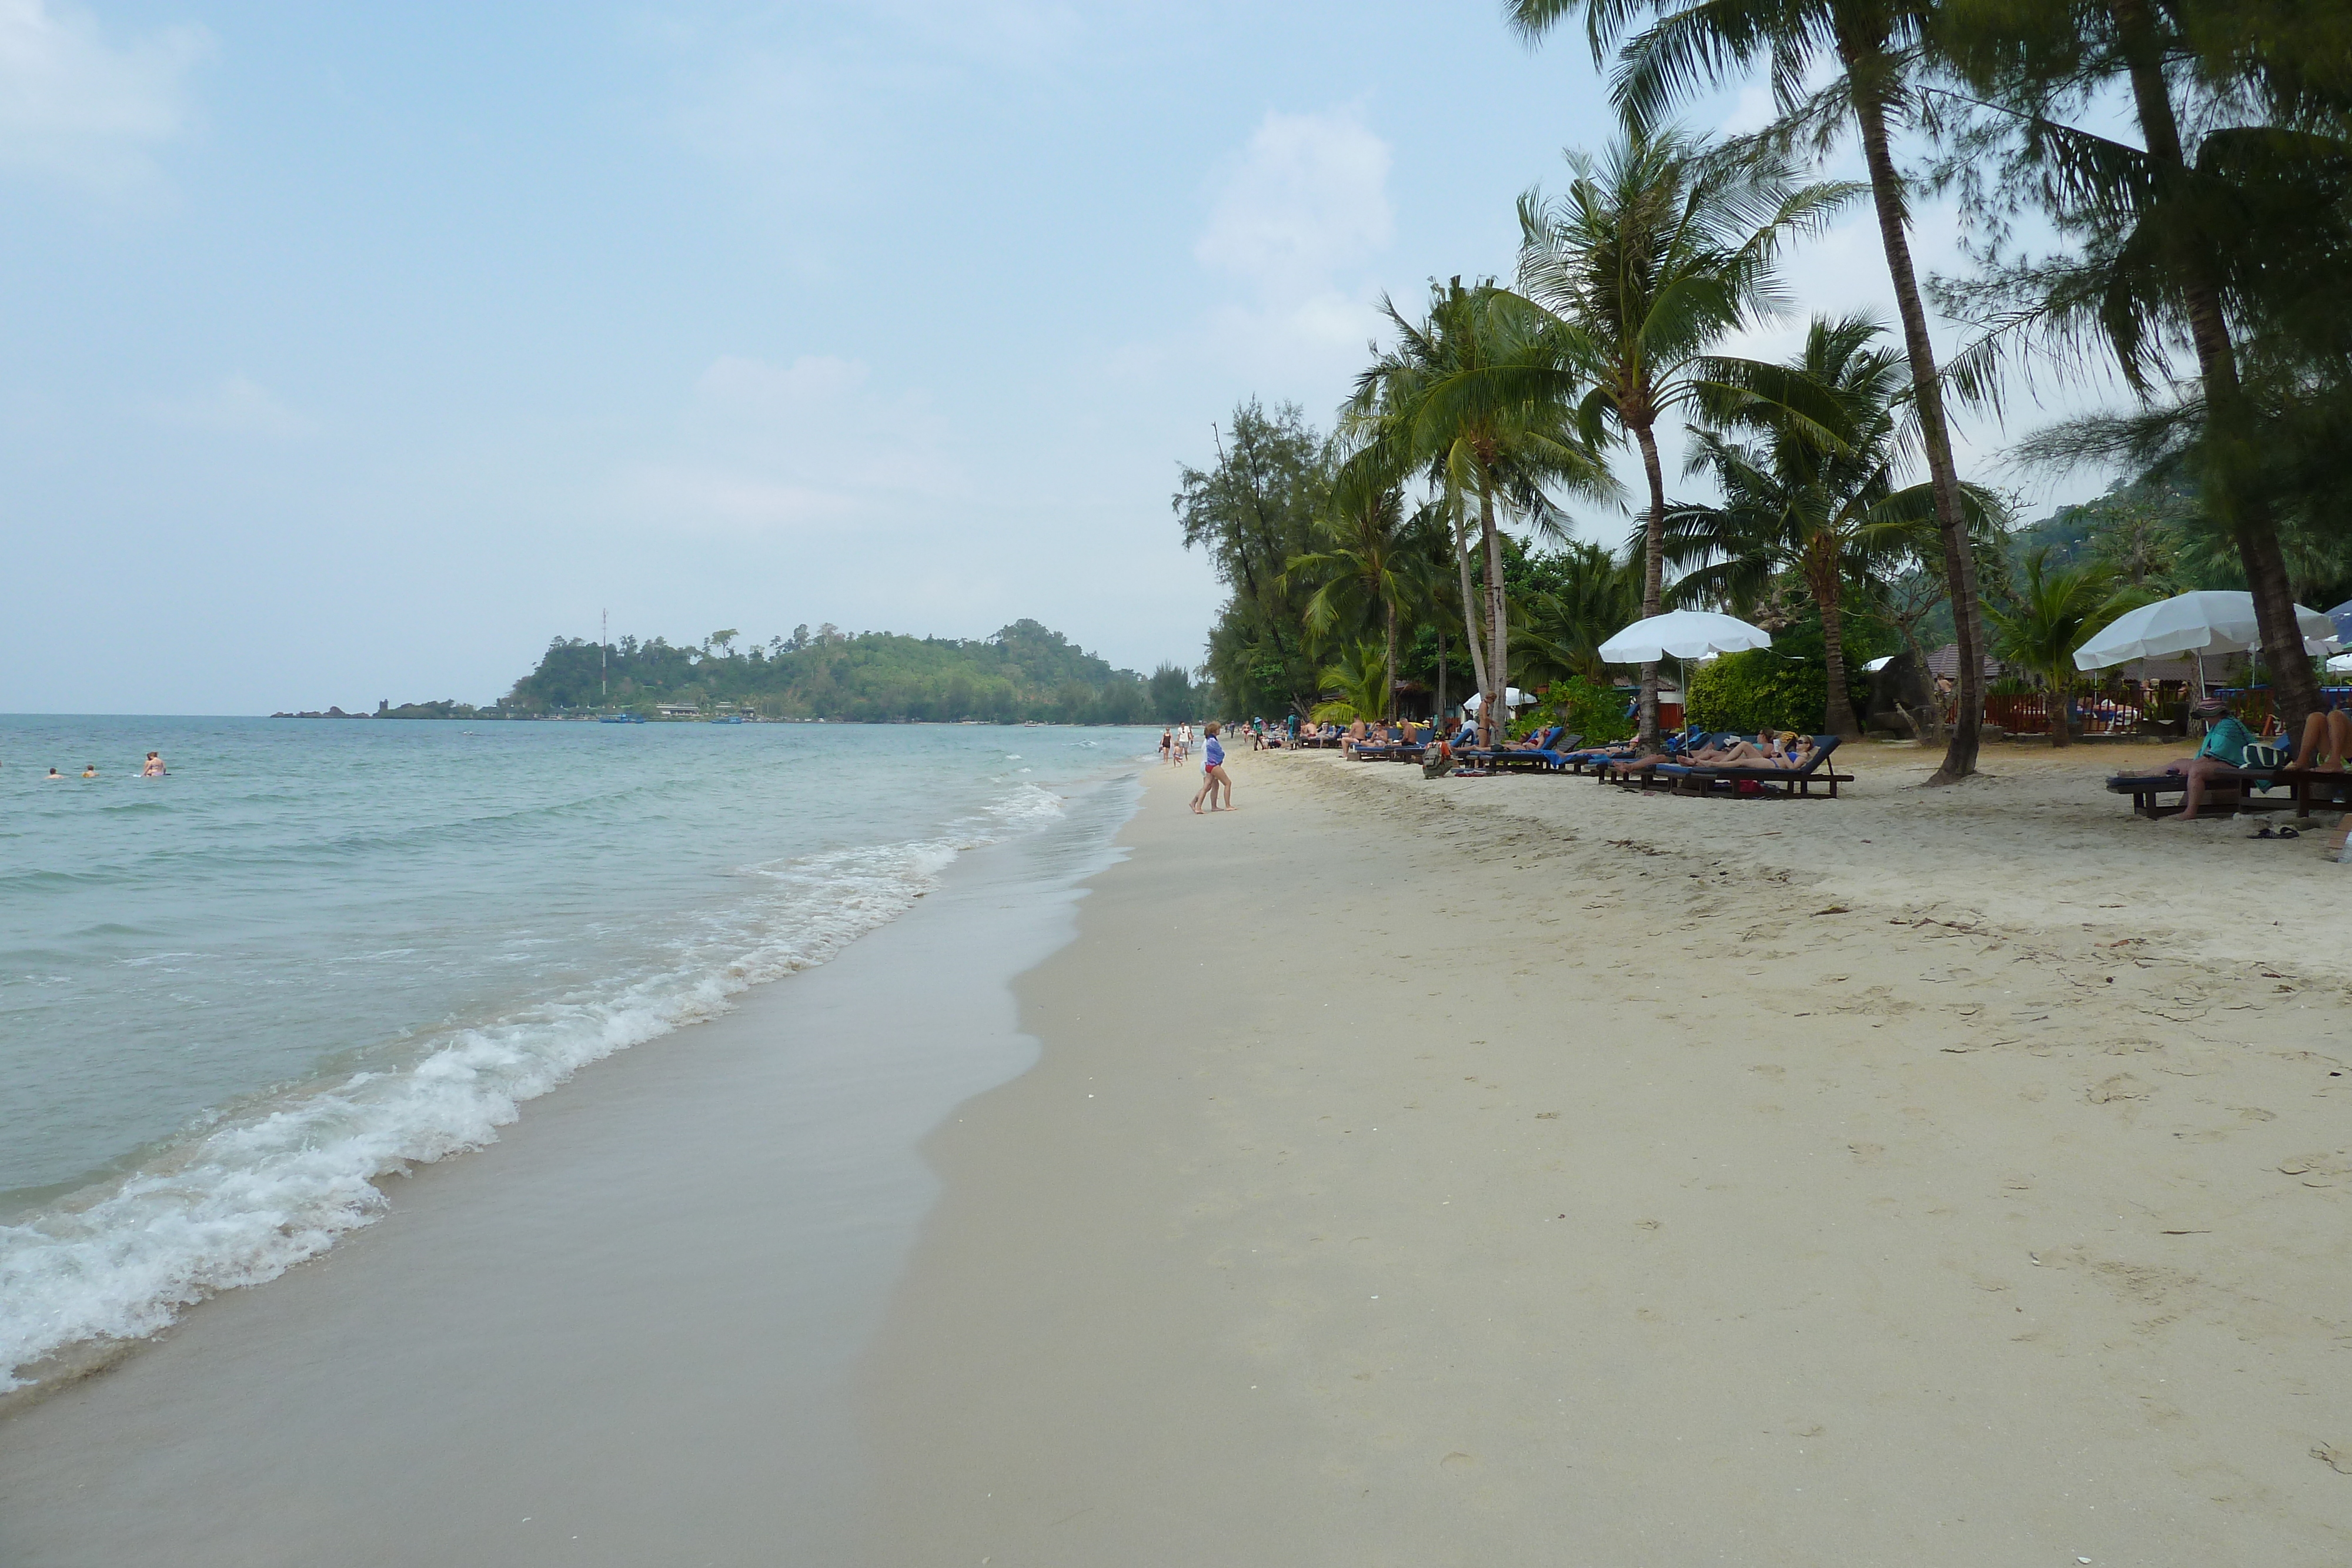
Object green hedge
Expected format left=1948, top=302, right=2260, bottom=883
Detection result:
left=1686, top=651, right=1832, bottom=734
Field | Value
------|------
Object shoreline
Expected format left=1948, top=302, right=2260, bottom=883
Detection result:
left=860, top=743, right=2352, bottom=1563
left=0, top=775, right=1139, bottom=1567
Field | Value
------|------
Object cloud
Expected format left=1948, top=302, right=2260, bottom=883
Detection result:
left=617, top=353, right=964, bottom=535
left=0, top=0, right=209, bottom=190
left=1190, top=107, right=1397, bottom=383
left=149, top=375, right=313, bottom=439
left=1195, top=108, right=1394, bottom=299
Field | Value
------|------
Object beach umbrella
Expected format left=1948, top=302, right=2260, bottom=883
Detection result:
left=2328, top=599, right=2352, bottom=646
left=1861, top=654, right=1894, bottom=673
left=2073, top=590, right=2337, bottom=671
left=1459, top=688, right=1529, bottom=713
left=2327, top=651, right=2352, bottom=674
left=1598, top=610, right=1772, bottom=664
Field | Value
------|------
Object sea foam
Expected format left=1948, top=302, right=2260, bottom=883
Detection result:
left=0, top=785, right=1064, bottom=1389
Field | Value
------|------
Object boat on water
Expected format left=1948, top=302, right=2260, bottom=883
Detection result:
left=599, top=714, right=644, bottom=724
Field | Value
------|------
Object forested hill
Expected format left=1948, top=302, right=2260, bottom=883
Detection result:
left=500, top=619, right=1198, bottom=723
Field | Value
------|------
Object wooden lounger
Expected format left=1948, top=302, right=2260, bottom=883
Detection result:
left=2104, top=767, right=2350, bottom=819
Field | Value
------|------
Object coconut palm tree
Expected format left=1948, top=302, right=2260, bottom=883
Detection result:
left=1515, top=540, right=1646, bottom=688
left=1344, top=278, right=1618, bottom=744
left=1284, top=479, right=1446, bottom=723
left=1508, top=0, right=2000, bottom=785
left=1926, top=0, right=2346, bottom=738
left=1987, top=549, right=2149, bottom=745
left=1666, top=313, right=2008, bottom=736
left=1312, top=640, right=1394, bottom=725
left=1515, top=121, right=1857, bottom=748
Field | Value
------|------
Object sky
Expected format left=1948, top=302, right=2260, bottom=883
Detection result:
left=1, top=0, right=2120, bottom=714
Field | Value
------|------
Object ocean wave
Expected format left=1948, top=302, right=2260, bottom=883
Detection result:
left=0, top=781, right=1067, bottom=1389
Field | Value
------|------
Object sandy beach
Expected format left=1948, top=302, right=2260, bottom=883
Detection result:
left=7, top=738, right=2350, bottom=1564
left=864, top=741, right=2352, bottom=1564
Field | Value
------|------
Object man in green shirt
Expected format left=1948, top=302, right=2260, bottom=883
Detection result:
left=2161, top=698, right=2254, bottom=821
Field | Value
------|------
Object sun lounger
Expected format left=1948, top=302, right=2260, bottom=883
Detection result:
left=1616, top=735, right=1852, bottom=798
left=2105, top=764, right=2350, bottom=819
left=1456, top=726, right=1571, bottom=771
left=1485, top=731, right=1584, bottom=772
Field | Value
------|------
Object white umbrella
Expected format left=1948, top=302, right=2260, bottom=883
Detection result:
left=2073, top=590, right=2337, bottom=671
left=2327, top=651, right=2352, bottom=674
left=1460, top=687, right=1529, bottom=713
left=1599, top=610, right=1773, bottom=664
left=1861, top=654, right=1894, bottom=673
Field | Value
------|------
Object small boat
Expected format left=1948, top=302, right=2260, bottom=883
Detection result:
left=599, top=714, right=644, bottom=724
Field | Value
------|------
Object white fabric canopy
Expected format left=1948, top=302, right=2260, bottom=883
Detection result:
left=1460, top=687, right=1529, bottom=713
left=1599, top=610, right=1772, bottom=664
left=2073, top=590, right=2337, bottom=671
left=1861, top=654, right=1894, bottom=673
left=2327, top=651, right=2352, bottom=674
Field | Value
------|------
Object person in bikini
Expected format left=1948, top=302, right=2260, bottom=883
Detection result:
left=2287, top=701, right=2352, bottom=772
left=1191, top=721, right=1234, bottom=812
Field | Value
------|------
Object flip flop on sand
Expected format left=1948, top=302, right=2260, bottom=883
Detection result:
left=2250, top=825, right=2276, bottom=838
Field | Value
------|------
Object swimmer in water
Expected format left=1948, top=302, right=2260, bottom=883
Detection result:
left=44, top=767, right=63, bottom=781
left=143, top=752, right=165, bottom=777
left=81, top=764, right=98, bottom=778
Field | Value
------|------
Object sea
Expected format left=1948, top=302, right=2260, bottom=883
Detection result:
left=0, top=715, right=1151, bottom=1389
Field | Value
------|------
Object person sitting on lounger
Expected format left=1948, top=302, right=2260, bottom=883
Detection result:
left=2289, top=701, right=2352, bottom=772
left=2159, top=698, right=2253, bottom=821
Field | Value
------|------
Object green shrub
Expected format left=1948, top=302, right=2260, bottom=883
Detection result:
left=1686, top=651, right=1830, bottom=734
left=1532, top=675, right=1634, bottom=743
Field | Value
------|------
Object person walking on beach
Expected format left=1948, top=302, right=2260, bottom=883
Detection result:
left=1160, top=727, right=1172, bottom=767
left=142, top=752, right=166, bottom=777
left=1190, top=722, right=1232, bottom=813
left=1175, top=723, right=1191, bottom=764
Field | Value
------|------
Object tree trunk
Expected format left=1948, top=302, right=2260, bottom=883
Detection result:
left=1843, top=32, right=1987, bottom=785
left=1479, top=479, right=1508, bottom=748
left=1382, top=599, right=1398, bottom=723
left=1451, top=503, right=1491, bottom=716
left=1812, top=546, right=1860, bottom=738
left=2111, top=3, right=2323, bottom=734
left=1437, top=630, right=1449, bottom=728
left=1632, top=418, right=1668, bottom=751
left=2048, top=683, right=2072, bottom=747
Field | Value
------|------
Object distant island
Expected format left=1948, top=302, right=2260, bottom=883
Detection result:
left=281, top=620, right=1202, bottom=724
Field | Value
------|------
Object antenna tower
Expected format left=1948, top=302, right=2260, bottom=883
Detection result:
left=601, top=609, right=609, bottom=705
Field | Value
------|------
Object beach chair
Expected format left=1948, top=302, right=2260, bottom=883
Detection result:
left=1488, top=731, right=1584, bottom=773
left=1632, top=736, right=1852, bottom=799
left=2104, top=763, right=2349, bottom=819
left=1456, top=725, right=1568, bottom=771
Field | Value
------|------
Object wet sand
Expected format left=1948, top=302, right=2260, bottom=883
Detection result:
left=862, top=744, right=2352, bottom=1564
left=0, top=785, right=1134, bottom=1567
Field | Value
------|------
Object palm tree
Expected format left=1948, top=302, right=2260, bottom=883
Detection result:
left=1987, top=549, right=2147, bottom=746
left=1344, top=279, right=1618, bottom=744
left=1515, top=540, right=1646, bottom=688
left=1927, top=0, right=2343, bottom=737
left=1509, top=0, right=2000, bottom=784
left=1515, top=121, right=1857, bottom=748
left=1312, top=640, right=1393, bottom=725
left=1285, top=478, right=1440, bottom=723
left=1668, top=314, right=2006, bottom=737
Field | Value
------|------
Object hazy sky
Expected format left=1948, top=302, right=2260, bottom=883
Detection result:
left=4, top=0, right=2112, bottom=714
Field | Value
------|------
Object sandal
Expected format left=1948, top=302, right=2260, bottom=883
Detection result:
left=2280, top=825, right=2301, bottom=839
left=2249, top=825, right=2276, bottom=838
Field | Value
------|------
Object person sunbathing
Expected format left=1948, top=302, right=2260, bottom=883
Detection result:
left=2289, top=704, right=2352, bottom=772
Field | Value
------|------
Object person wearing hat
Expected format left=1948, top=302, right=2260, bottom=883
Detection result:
left=2157, top=697, right=2254, bottom=821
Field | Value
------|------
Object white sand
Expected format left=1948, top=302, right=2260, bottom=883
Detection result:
left=863, top=743, right=2352, bottom=1564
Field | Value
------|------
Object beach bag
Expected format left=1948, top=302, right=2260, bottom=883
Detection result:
left=2244, top=740, right=2287, bottom=770
left=1735, top=777, right=1763, bottom=796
